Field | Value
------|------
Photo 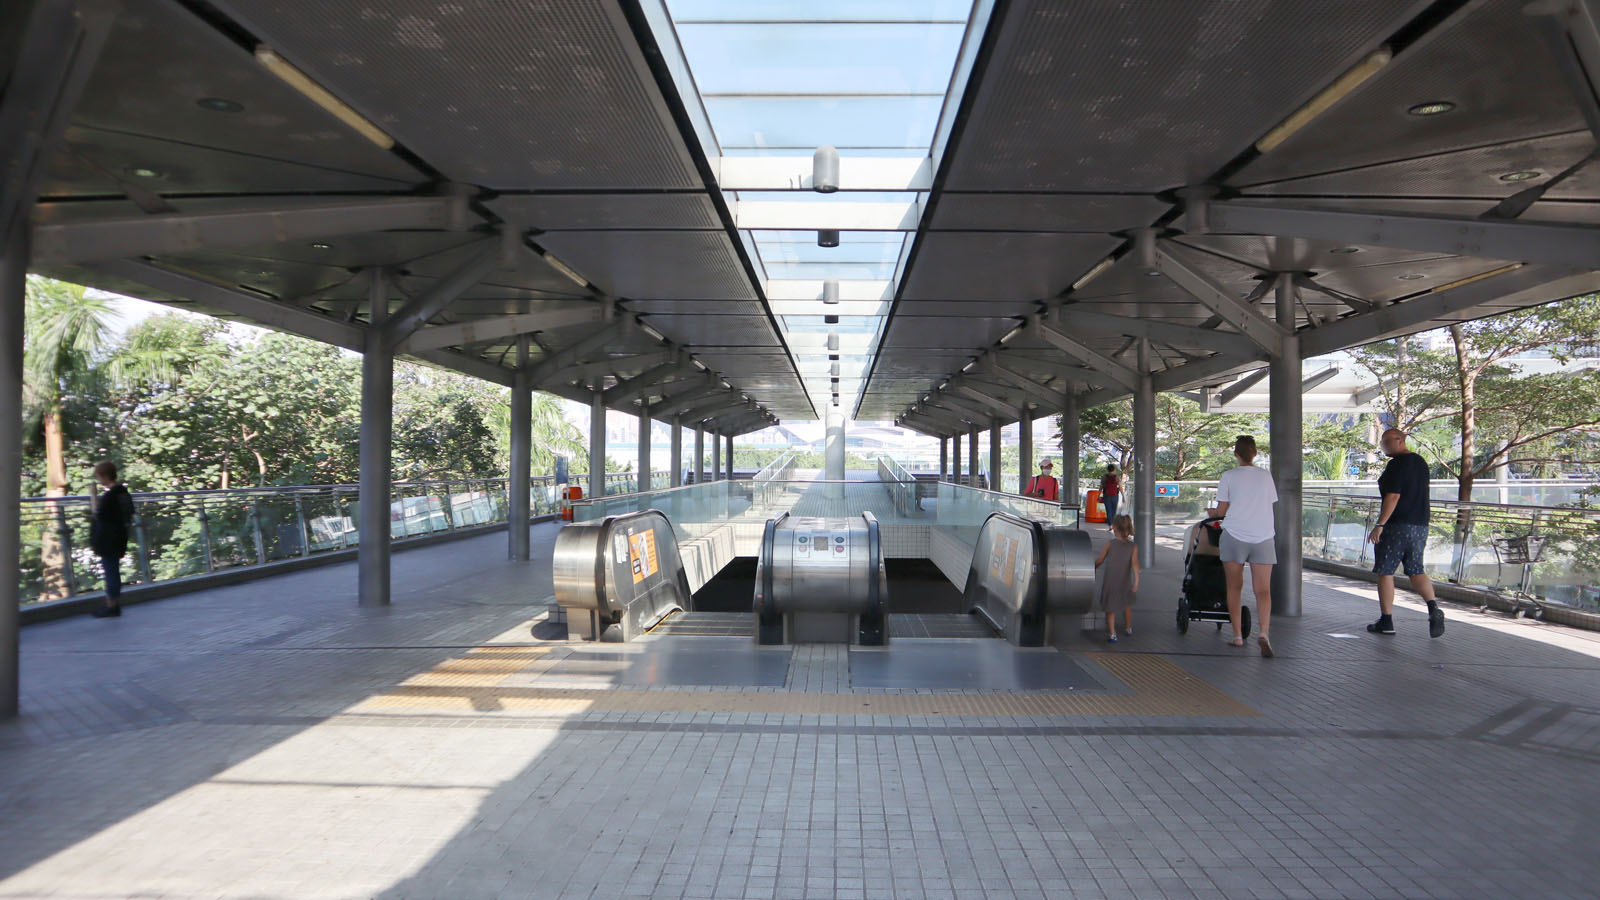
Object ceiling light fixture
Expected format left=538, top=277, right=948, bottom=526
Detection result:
left=541, top=251, right=589, bottom=287
left=1070, top=257, right=1114, bottom=291
left=817, top=229, right=840, bottom=248
left=124, top=166, right=163, bottom=179
left=255, top=46, right=395, bottom=149
left=1396, top=273, right=1427, bottom=280
left=1498, top=170, right=1542, bottom=182
left=196, top=97, right=244, bottom=113
left=1257, top=47, right=1391, bottom=152
left=310, top=242, right=331, bottom=250
left=1407, top=100, right=1455, bottom=116
left=1329, top=246, right=1362, bottom=254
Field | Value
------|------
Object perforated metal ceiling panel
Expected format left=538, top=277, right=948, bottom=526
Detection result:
left=533, top=231, right=757, bottom=300
left=885, top=316, right=1018, bottom=349
left=941, top=0, right=1424, bottom=192
left=900, top=232, right=1118, bottom=300
left=43, top=128, right=412, bottom=198
left=213, top=0, right=702, bottom=189
left=1169, top=235, right=1452, bottom=274
left=1234, top=0, right=1589, bottom=188
left=639, top=314, right=779, bottom=348
left=930, top=193, right=1167, bottom=233
left=490, top=194, right=723, bottom=232
left=1239, top=131, right=1599, bottom=200
left=57, top=0, right=422, bottom=193
left=624, top=300, right=767, bottom=314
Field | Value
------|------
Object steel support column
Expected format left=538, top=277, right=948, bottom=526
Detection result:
left=1062, top=389, right=1081, bottom=507
left=1, top=217, right=26, bottom=715
left=939, top=437, right=948, bottom=481
left=711, top=430, right=722, bottom=481
left=1017, top=408, right=1033, bottom=495
left=951, top=432, right=962, bottom=483
left=1133, top=340, right=1156, bottom=565
left=638, top=403, right=652, bottom=493
left=725, top=434, right=734, bottom=480
left=589, top=387, right=606, bottom=498
left=1270, top=275, right=1304, bottom=616
left=967, top=425, right=979, bottom=488
left=358, top=271, right=393, bottom=607
left=670, top=415, right=683, bottom=486
left=508, top=336, right=531, bottom=561
left=989, top=420, right=1002, bottom=492
left=694, top=428, right=705, bottom=483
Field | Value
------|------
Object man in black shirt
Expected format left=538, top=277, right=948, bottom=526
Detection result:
left=1366, top=429, right=1444, bottom=637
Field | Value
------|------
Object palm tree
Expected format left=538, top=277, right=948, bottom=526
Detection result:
left=24, top=280, right=205, bottom=598
left=23, top=277, right=115, bottom=598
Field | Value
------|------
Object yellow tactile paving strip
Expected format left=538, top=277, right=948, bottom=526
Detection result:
left=357, top=648, right=1258, bottom=717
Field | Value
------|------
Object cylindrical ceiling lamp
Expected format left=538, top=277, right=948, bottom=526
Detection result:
left=812, top=145, right=840, bottom=193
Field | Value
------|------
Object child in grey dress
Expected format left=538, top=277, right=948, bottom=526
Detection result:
left=1095, top=515, right=1140, bottom=642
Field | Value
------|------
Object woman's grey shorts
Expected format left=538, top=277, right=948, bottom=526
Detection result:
left=1219, top=531, right=1276, bottom=565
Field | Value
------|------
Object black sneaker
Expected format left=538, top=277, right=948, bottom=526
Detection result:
left=91, top=605, right=121, bottom=618
left=1365, top=616, right=1394, bottom=635
left=1428, top=603, right=1445, bottom=638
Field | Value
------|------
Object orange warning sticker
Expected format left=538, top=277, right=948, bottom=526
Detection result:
left=629, top=528, right=658, bottom=584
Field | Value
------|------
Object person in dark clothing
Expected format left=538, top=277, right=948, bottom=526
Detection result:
left=89, top=461, right=135, bottom=618
left=1366, top=429, right=1444, bottom=637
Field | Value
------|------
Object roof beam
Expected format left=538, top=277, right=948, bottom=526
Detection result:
left=949, top=385, right=1014, bottom=419
left=526, top=316, right=637, bottom=388
left=1300, top=263, right=1586, bottom=356
left=544, top=350, right=673, bottom=385
left=31, top=196, right=468, bottom=266
left=2, top=0, right=117, bottom=242
left=1152, top=242, right=1285, bottom=353
left=1204, top=201, right=1600, bottom=271
left=987, top=358, right=1066, bottom=409
left=398, top=302, right=609, bottom=353
left=676, top=392, right=751, bottom=423
left=1027, top=314, right=1141, bottom=391
left=96, top=259, right=363, bottom=351
left=1528, top=0, right=1600, bottom=143
left=603, top=352, right=692, bottom=406
left=923, top=393, right=992, bottom=424
left=382, top=237, right=504, bottom=347
left=1055, top=306, right=1260, bottom=359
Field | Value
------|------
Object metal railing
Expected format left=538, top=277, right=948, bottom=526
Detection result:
left=1300, top=490, right=1600, bottom=612
left=15, top=470, right=661, bottom=608
left=876, top=456, right=920, bottom=517
left=935, top=480, right=1081, bottom=530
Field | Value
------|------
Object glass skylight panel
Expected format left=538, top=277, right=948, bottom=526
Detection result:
left=706, top=96, right=944, bottom=150
left=661, top=0, right=977, bottom=416
left=668, top=0, right=972, bottom=23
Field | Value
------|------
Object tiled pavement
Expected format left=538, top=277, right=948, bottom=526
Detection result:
left=2, top=520, right=1599, bottom=899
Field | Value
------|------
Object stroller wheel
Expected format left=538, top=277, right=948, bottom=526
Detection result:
left=1240, top=606, right=1252, bottom=640
left=1215, top=622, right=1222, bottom=631
left=1176, top=601, right=1190, bottom=634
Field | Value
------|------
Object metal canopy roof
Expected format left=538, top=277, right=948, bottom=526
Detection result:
left=15, top=0, right=1600, bottom=438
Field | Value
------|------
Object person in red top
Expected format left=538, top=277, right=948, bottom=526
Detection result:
left=1024, top=458, right=1059, bottom=501
left=1100, top=464, right=1122, bottom=527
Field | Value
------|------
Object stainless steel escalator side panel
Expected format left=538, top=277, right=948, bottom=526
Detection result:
left=551, top=509, right=694, bottom=641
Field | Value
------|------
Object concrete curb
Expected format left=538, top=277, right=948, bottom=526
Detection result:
left=1303, top=557, right=1600, bottom=632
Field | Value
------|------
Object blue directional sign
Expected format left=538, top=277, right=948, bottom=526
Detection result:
left=1155, top=483, right=1180, bottom=497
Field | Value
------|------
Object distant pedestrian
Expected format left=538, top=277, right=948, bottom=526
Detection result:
left=1367, top=429, right=1445, bottom=637
left=1099, top=464, right=1122, bottom=527
left=1095, top=514, right=1139, bottom=642
left=1206, top=435, right=1276, bottom=657
left=89, top=461, right=135, bottom=618
left=1024, top=458, right=1059, bottom=501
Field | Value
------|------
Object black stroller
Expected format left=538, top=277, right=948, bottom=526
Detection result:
left=1176, top=517, right=1251, bottom=637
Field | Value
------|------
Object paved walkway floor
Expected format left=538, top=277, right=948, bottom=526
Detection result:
left=2, top=520, right=1598, bottom=899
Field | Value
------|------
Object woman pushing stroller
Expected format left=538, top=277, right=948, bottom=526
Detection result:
left=1206, top=435, right=1276, bottom=658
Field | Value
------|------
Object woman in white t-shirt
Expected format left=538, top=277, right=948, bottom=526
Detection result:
left=1205, top=435, right=1277, bottom=657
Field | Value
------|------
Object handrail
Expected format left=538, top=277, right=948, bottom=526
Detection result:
left=876, top=456, right=920, bottom=516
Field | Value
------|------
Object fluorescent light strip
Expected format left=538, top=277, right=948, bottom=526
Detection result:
left=255, top=47, right=395, bottom=150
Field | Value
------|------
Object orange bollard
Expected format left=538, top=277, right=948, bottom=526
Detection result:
left=1083, top=489, right=1106, bottom=523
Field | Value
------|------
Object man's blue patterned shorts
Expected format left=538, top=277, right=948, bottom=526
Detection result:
left=1373, top=523, right=1429, bottom=576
